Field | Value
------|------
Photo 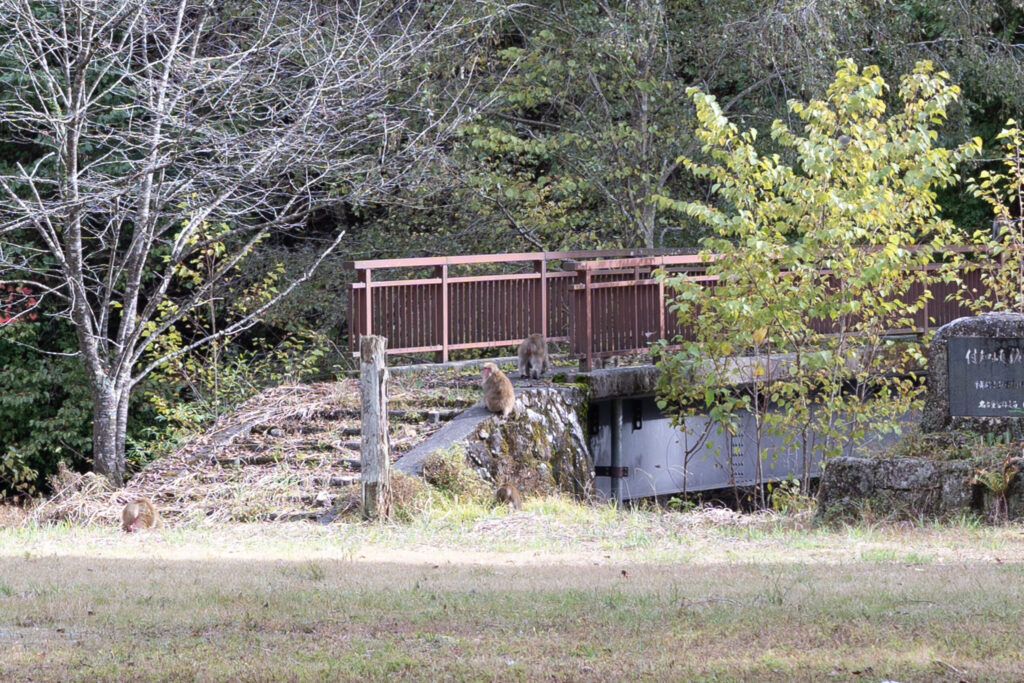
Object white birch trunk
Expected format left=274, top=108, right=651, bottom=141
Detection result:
left=90, top=379, right=130, bottom=486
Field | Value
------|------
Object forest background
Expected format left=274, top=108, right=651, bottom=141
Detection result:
left=3, top=0, right=1024, bottom=495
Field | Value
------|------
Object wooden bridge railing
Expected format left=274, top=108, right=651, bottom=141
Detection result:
left=347, top=249, right=985, bottom=370
left=346, top=250, right=681, bottom=362
left=566, top=256, right=983, bottom=371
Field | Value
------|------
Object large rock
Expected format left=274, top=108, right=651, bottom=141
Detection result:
left=395, top=387, right=594, bottom=498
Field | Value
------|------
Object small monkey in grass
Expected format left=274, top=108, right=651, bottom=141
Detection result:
left=495, top=483, right=522, bottom=511
left=121, top=498, right=162, bottom=532
left=517, top=333, right=550, bottom=379
left=481, top=362, right=515, bottom=418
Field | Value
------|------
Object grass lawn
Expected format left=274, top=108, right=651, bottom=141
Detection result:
left=1, top=502, right=1022, bottom=681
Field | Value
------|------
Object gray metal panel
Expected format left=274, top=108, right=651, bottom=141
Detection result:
left=591, top=396, right=851, bottom=501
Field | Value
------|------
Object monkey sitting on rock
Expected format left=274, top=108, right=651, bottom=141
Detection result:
left=481, top=362, right=515, bottom=418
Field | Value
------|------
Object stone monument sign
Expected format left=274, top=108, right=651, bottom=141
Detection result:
left=923, top=312, right=1024, bottom=434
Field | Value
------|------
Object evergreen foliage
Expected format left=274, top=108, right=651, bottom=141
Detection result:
left=0, top=318, right=91, bottom=496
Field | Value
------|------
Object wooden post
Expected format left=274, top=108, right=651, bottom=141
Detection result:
left=360, top=335, right=391, bottom=520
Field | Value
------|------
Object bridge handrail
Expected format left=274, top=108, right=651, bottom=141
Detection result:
left=344, top=248, right=691, bottom=271
left=347, top=246, right=988, bottom=368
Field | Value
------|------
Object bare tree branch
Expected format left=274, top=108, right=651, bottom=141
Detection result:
left=0, top=0, right=498, bottom=483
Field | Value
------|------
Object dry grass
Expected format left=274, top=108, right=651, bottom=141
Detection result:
left=25, top=369, right=485, bottom=528
left=1, top=507, right=1023, bottom=681
left=0, top=504, right=27, bottom=527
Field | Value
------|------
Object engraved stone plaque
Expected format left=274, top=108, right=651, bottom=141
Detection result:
left=947, top=337, right=1024, bottom=417
left=923, top=313, right=1024, bottom=434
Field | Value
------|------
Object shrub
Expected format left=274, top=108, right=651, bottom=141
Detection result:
left=0, top=320, right=91, bottom=497
left=421, top=445, right=490, bottom=503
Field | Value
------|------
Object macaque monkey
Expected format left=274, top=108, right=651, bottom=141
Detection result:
left=481, top=362, right=515, bottom=418
left=495, top=483, right=522, bottom=511
left=121, top=498, right=162, bottom=532
left=517, top=333, right=550, bottom=379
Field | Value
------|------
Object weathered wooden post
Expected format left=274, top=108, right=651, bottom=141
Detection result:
left=360, top=335, right=391, bottom=520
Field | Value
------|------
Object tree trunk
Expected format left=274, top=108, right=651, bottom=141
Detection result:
left=91, top=380, right=128, bottom=486
left=640, top=197, right=657, bottom=249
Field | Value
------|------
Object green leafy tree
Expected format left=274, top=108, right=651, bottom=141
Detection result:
left=399, top=0, right=700, bottom=251
left=656, top=0, right=1024, bottom=231
left=957, top=121, right=1024, bottom=311
left=333, top=1, right=1024, bottom=260
left=653, top=60, right=980, bottom=503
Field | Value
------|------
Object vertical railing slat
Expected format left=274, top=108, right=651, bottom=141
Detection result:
left=584, top=269, right=593, bottom=371
left=362, top=268, right=373, bottom=340
left=436, top=266, right=449, bottom=362
left=538, top=259, right=548, bottom=338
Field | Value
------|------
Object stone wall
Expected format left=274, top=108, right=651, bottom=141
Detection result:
left=816, top=457, right=974, bottom=521
left=817, top=455, right=1024, bottom=522
left=818, top=313, right=1024, bottom=523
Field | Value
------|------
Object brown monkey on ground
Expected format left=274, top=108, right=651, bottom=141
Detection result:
left=481, top=362, right=515, bottom=418
left=121, top=498, right=162, bottom=532
left=495, top=483, right=522, bottom=511
left=517, top=333, right=550, bottom=379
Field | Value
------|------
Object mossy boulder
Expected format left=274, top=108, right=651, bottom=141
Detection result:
left=467, top=387, right=593, bottom=497
left=395, top=386, right=594, bottom=499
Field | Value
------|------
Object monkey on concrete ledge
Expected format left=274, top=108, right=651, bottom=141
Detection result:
left=517, top=333, right=550, bottom=379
